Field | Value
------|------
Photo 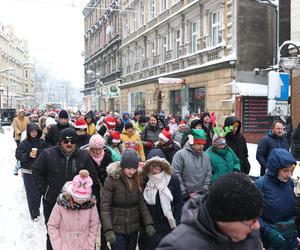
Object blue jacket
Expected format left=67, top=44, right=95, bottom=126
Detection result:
left=256, top=133, right=289, bottom=170
left=255, top=149, right=297, bottom=244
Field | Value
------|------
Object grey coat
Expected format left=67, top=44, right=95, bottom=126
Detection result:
left=157, top=195, right=263, bottom=250
left=172, top=143, right=211, bottom=198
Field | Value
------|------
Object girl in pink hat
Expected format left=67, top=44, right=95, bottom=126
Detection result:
left=47, top=170, right=100, bottom=250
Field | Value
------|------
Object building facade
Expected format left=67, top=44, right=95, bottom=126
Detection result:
left=119, top=0, right=276, bottom=124
left=0, top=24, right=34, bottom=109
left=82, top=0, right=121, bottom=112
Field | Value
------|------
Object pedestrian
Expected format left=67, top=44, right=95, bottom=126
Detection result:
left=141, top=114, right=163, bottom=158
left=42, top=117, right=56, bottom=141
left=172, top=121, right=187, bottom=145
left=98, top=116, right=116, bottom=137
left=47, top=170, right=100, bottom=250
left=206, top=127, right=240, bottom=183
left=136, top=115, right=147, bottom=134
left=133, top=110, right=141, bottom=123
left=114, top=112, right=125, bottom=134
left=15, top=123, right=47, bottom=221
left=157, top=172, right=264, bottom=250
left=172, top=129, right=211, bottom=202
left=224, top=116, right=251, bottom=174
left=106, top=130, right=126, bottom=161
left=139, top=153, right=183, bottom=250
left=122, top=111, right=131, bottom=125
left=255, top=148, right=298, bottom=250
left=200, top=112, right=214, bottom=148
left=256, top=120, right=289, bottom=176
left=100, top=149, right=155, bottom=250
left=12, top=108, right=30, bottom=175
left=84, top=111, right=97, bottom=135
left=121, top=122, right=146, bottom=161
left=291, top=121, right=300, bottom=161
left=74, top=117, right=91, bottom=148
left=32, top=128, right=99, bottom=250
left=45, top=109, right=72, bottom=147
left=180, top=118, right=202, bottom=148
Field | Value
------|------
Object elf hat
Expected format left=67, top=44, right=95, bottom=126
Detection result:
left=75, top=117, right=88, bottom=130
left=70, top=170, right=93, bottom=203
left=159, top=127, right=172, bottom=142
left=189, top=129, right=206, bottom=145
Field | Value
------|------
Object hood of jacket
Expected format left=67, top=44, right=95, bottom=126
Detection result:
left=224, top=116, right=241, bottom=136
left=106, top=161, right=123, bottom=180
left=183, top=142, right=203, bottom=156
left=17, top=108, right=26, bottom=118
left=266, top=148, right=297, bottom=177
left=26, top=122, right=42, bottom=139
left=122, top=111, right=130, bottom=123
left=143, top=156, right=172, bottom=176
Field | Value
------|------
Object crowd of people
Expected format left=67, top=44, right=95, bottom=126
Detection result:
left=10, top=107, right=300, bottom=250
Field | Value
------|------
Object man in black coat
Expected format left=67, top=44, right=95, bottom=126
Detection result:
left=45, top=110, right=72, bottom=147
left=256, top=120, right=289, bottom=176
left=157, top=173, right=264, bottom=250
left=32, top=128, right=99, bottom=250
left=224, top=116, right=251, bottom=174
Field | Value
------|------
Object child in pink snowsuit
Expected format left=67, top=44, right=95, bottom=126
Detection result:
left=47, top=170, right=100, bottom=250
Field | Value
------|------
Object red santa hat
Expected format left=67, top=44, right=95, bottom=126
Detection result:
left=178, top=121, right=187, bottom=128
left=105, top=116, right=116, bottom=129
left=159, top=127, right=172, bottom=142
left=111, top=131, right=121, bottom=144
left=75, top=117, right=88, bottom=130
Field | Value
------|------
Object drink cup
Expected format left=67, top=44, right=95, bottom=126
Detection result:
left=31, top=148, right=38, bottom=157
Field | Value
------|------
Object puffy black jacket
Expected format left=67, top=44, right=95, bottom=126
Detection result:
left=15, top=123, right=47, bottom=170
left=157, top=195, right=262, bottom=250
left=224, top=116, right=251, bottom=174
left=45, top=122, right=72, bottom=147
left=32, top=146, right=99, bottom=206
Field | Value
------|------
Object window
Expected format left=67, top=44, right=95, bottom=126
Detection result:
left=189, top=87, right=206, bottom=114
left=149, top=0, right=156, bottom=19
left=191, top=21, right=199, bottom=53
left=25, top=70, right=28, bottom=79
left=132, top=12, right=136, bottom=31
left=170, top=90, right=182, bottom=116
left=163, top=36, right=167, bottom=60
left=130, top=92, right=145, bottom=114
left=161, top=0, right=167, bottom=12
left=175, top=30, right=181, bottom=58
left=140, top=4, right=145, bottom=26
left=211, top=11, right=220, bottom=46
left=151, top=42, right=155, bottom=58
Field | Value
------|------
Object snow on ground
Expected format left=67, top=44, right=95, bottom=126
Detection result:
left=0, top=127, right=45, bottom=250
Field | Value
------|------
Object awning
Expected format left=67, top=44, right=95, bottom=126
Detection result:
left=235, top=82, right=268, bottom=97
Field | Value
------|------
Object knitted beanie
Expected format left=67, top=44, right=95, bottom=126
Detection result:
left=59, top=128, right=78, bottom=143
left=212, top=134, right=226, bottom=147
left=75, top=117, right=88, bottom=130
left=70, top=170, right=93, bottom=203
left=120, top=148, right=139, bottom=169
left=206, top=173, right=263, bottom=222
left=59, top=110, right=69, bottom=119
left=89, top=134, right=105, bottom=149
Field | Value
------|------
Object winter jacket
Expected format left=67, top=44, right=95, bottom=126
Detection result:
left=136, top=122, right=145, bottom=134
left=45, top=122, right=72, bottom=147
left=48, top=197, right=99, bottom=250
left=121, top=129, right=145, bottom=161
left=180, top=119, right=202, bottom=148
left=156, top=142, right=181, bottom=164
left=76, top=134, right=91, bottom=148
left=140, top=123, right=163, bottom=157
left=157, top=195, right=262, bottom=250
left=202, top=123, right=214, bottom=150
left=206, top=145, right=240, bottom=183
left=100, top=162, right=153, bottom=235
left=291, top=122, right=300, bottom=160
left=32, top=146, right=99, bottom=207
left=256, top=133, right=289, bottom=174
left=84, top=112, right=97, bottom=135
left=224, top=116, right=251, bottom=174
left=15, top=123, right=47, bottom=172
left=12, top=109, right=30, bottom=141
left=255, top=149, right=297, bottom=250
left=172, top=143, right=212, bottom=198
left=172, top=129, right=184, bottom=145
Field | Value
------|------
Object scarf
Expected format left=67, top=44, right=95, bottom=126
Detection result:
left=90, top=149, right=105, bottom=166
left=57, top=194, right=96, bottom=210
left=143, top=172, right=176, bottom=229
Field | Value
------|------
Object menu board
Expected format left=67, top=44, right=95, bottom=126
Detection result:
left=242, top=97, right=274, bottom=133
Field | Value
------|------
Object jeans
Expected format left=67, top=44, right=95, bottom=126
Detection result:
left=111, top=231, right=138, bottom=250
left=23, top=173, right=41, bottom=219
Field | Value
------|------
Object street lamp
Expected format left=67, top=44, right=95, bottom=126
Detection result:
left=0, top=87, right=4, bottom=132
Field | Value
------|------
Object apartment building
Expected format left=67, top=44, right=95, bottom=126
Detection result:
left=82, top=0, right=121, bottom=112
left=119, top=0, right=277, bottom=124
left=0, top=23, right=34, bottom=109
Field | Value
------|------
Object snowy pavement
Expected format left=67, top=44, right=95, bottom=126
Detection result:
left=0, top=127, right=45, bottom=250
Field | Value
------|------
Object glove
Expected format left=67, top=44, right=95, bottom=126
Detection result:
left=268, top=228, right=286, bottom=250
left=145, top=225, right=156, bottom=237
left=146, top=141, right=154, bottom=149
left=105, top=231, right=116, bottom=244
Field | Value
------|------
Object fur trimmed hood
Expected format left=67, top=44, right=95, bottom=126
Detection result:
left=106, top=161, right=122, bottom=179
left=143, top=156, right=173, bottom=176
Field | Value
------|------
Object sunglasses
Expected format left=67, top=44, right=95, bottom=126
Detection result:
left=62, top=138, right=76, bottom=144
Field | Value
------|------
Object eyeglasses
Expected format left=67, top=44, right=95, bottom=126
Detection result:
left=62, top=138, right=76, bottom=144
left=239, top=218, right=259, bottom=230
left=90, top=148, right=103, bottom=152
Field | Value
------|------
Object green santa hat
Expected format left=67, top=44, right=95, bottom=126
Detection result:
left=188, top=129, right=206, bottom=145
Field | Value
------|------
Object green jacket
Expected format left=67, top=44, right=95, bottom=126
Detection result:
left=135, top=122, right=145, bottom=134
left=206, top=146, right=240, bottom=183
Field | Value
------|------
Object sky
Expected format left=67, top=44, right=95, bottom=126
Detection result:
left=0, top=0, right=90, bottom=88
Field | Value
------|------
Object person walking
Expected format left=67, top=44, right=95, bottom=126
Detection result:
left=15, top=123, right=47, bottom=221
left=139, top=153, right=183, bottom=250
left=100, top=149, right=155, bottom=250
left=74, top=117, right=91, bottom=148
left=84, top=111, right=97, bottom=135
left=172, top=129, right=211, bottom=202
left=47, top=170, right=100, bottom=250
left=157, top=173, right=264, bottom=250
left=256, top=120, right=289, bottom=176
left=255, top=149, right=298, bottom=250
left=32, top=128, right=99, bottom=250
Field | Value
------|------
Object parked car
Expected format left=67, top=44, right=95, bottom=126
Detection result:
left=0, top=108, right=16, bottom=126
